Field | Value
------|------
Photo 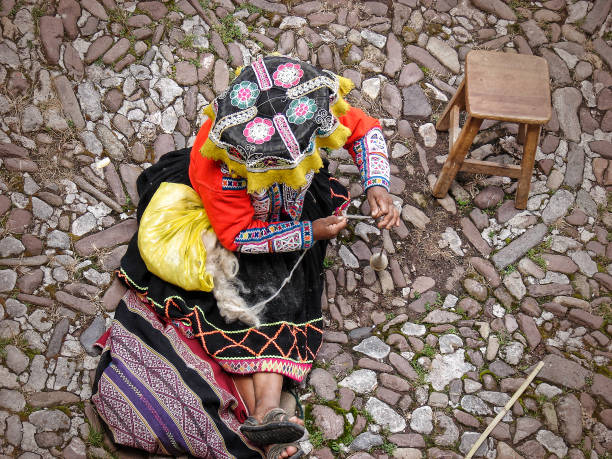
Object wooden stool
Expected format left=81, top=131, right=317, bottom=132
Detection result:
left=432, top=50, right=551, bottom=209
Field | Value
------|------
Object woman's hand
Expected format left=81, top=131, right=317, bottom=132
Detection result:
left=367, top=186, right=400, bottom=229
left=313, top=216, right=347, bottom=240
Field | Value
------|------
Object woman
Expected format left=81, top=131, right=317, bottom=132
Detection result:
left=93, top=56, right=399, bottom=458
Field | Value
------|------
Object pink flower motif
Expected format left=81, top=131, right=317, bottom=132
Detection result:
left=238, top=87, right=252, bottom=100
left=243, top=117, right=275, bottom=144
left=272, top=63, right=304, bottom=89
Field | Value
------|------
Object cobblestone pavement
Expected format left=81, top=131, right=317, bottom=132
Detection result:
left=0, top=0, right=610, bottom=457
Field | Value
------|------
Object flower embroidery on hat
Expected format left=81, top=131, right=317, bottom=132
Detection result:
left=230, top=81, right=260, bottom=109
left=287, top=97, right=317, bottom=125
left=272, top=62, right=303, bottom=89
left=243, top=117, right=275, bottom=144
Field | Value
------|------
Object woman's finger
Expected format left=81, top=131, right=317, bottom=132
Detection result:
left=377, top=195, right=389, bottom=215
left=393, top=206, right=400, bottom=227
left=370, top=196, right=380, bottom=218
left=379, top=209, right=394, bottom=228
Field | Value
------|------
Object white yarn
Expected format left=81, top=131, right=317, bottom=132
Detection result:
left=202, top=231, right=264, bottom=327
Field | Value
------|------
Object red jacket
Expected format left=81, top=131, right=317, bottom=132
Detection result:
left=189, top=107, right=389, bottom=253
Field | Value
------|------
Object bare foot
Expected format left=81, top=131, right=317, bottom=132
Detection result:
left=265, top=443, right=298, bottom=458
left=288, top=416, right=304, bottom=427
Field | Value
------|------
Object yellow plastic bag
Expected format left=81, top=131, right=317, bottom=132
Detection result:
left=138, top=182, right=214, bottom=292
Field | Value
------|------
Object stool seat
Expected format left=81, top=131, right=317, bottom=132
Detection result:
left=465, top=51, right=551, bottom=123
left=432, top=50, right=552, bottom=210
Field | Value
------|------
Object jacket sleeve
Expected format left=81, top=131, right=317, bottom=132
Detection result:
left=338, top=107, right=391, bottom=191
left=188, top=120, right=313, bottom=253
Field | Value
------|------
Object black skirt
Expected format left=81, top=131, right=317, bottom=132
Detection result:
left=118, top=149, right=348, bottom=381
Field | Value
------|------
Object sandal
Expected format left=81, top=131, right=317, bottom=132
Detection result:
left=240, top=408, right=305, bottom=445
left=267, top=443, right=304, bottom=459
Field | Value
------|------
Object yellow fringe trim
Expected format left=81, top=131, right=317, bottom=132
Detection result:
left=338, top=75, right=355, bottom=97
left=199, top=75, right=355, bottom=194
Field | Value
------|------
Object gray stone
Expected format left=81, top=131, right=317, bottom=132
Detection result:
left=312, top=405, right=344, bottom=440
left=502, top=342, right=524, bottom=365
left=422, top=309, right=461, bottom=324
left=435, top=413, right=460, bottom=446
left=339, top=369, right=377, bottom=394
left=0, top=367, right=18, bottom=389
left=459, top=432, right=491, bottom=457
left=62, top=436, right=87, bottom=459
left=4, top=298, right=28, bottom=319
left=79, top=315, right=105, bottom=355
left=563, top=143, right=585, bottom=188
left=556, top=394, right=582, bottom=444
left=552, top=87, right=582, bottom=142
left=569, top=250, right=598, bottom=277
left=542, top=189, right=575, bottom=224
left=439, top=334, right=463, bottom=354
left=402, top=85, right=432, bottom=119
left=398, top=63, right=424, bottom=87
left=0, top=43, right=20, bottom=69
left=382, top=83, right=402, bottom=119
left=28, top=409, right=70, bottom=431
left=410, top=406, right=433, bottom=434
left=426, top=37, right=460, bottom=73
left=402, top=205, right=430, bottom=230
left=0, top=389, right=25, bottom=411
left=428, top=350, right=474, bottom=391
left=536, top=430, right=568, bottom=457
left=0, top=270, right=17, bottom=292
left=5, top=346, right=28, bottom=374
left=47, top=230, right=71, bottom=249
left=95, top=124, right=125, bottom=160
left=21, top=106, right=43, bottom=133
left=6, top=414, right=22, bottom=445
left=349, top=432, right=383, bottom=452
left=471, top=0, right=517, bottom=19
left=520, top=20, right=548, bottom=47
left=46, top=318, right=70, bottom=358
left=53, top=75, right=86, bottom=129
left=491, top=224, right=547, bottom=270
left=537, top=354, right=591, bottom=389
left=461, top=395, right=492, bottom=415
left=309, top=368, right=337, bottom=400
left=31, top=197, right=53, bottom=221
left=361, top=29, right=386, bottom=48
left=401, top=322, right=426, bottom=336
left=353, top=336, right=390, bottom=360
left=514, top=417, right=542, bottom=443
left=0, top=237, right=24, bottom=257
left=77, top=82, right=102, bottom=121
left=365, top=397, right=406, bottom=433
left=71, top=213, right=97, bottom=237
left=154, top=78, right=183, bottom=106
left=339, top=245, right=360, bottom=269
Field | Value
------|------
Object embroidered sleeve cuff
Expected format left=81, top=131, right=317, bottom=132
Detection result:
left=235, top=221, right=314, bottom=253
left=364, top=175, right=390, bottom=191
left=352, top=127, right=391, bottom=192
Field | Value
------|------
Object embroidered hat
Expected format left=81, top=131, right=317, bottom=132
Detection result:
left=200, top=56, right=354, bottom=193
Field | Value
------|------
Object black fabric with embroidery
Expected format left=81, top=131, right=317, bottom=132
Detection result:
left=213, top=56, right=336, bottom=169
left=118, top=149, right=349, bottom=381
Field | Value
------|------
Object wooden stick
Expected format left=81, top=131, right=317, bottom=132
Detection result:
left=344, top=214, right=374, bottom=220
left=465, top=361, right=544, bottom=459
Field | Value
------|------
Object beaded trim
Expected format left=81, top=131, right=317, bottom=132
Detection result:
left=273, top=114, right=301, bottom=160
left=209, top=106, right=257, bottom=145
left=286, top=73, right=339, bottom=100
left=252, top=58, right=272, bottom=90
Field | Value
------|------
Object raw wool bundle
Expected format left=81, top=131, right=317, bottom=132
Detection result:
left=201, top=231, right=264, bottom=327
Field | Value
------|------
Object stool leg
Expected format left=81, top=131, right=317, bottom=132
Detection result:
left=433, top=116, right=483, bottom=198
left=436, top=80, right=465, bottom=131
left=515, top=124, right=541, bottom=209
left=517, top=123, right=527, bottom=145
